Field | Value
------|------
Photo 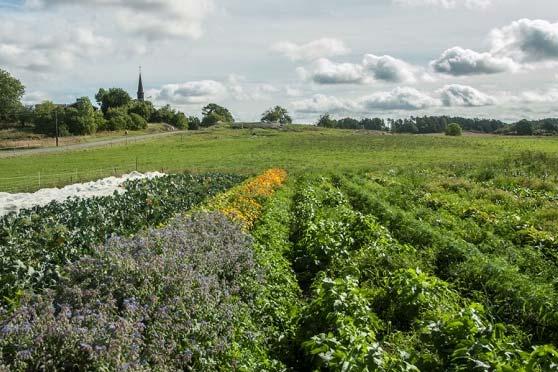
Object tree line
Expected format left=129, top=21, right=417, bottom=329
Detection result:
left=0, top=68, right=239, bottom=137
left=316, top=114, right=558, bottom=136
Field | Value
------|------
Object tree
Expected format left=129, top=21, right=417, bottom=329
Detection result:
left=129, top=113, right=148, bottom=130
left=188, top=116, right=201, bottom=130
left=95, top=88, right=132, bottom=115
left=18, top=105, right=35, bottom=128
left=337, top=117, right=360, bottom=129
left=261, top=106, right=292, bottom=124
left=392, top=119, right=418, bottom=133
left=128, top=100, right=154, bottom=122
left=316, top=114, right=336, bottom=128
left=65, top=97, right=97, bottom=135
left=445, top=123, right=462, bottom=136
left=515, top=120, right=534, bottom=136
left=151, top=105, right=176, bottom=124
left=33, top=101, right=69, bottom=137
left=0, top=68, right=25, bottom=123
left=105, top=107, right=133, bottom=131
left=201, top=112, right=221, bottom=127
left=360, top=118, right=386, bottom=131
left=170, top=112, right=188, bottom=129
left=201, top=103, right=234, bottom=126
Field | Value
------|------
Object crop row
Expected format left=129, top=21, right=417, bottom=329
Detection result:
left=200, top=168, right=288, bottom=230
left=338, top=173, right=558, bottom=344
left=0, top=173, right=244, bottom=304
left=286, top=176, right=558, bottom=371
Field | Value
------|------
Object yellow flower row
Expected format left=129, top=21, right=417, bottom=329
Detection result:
left=202, top=168, right=287, bottom=230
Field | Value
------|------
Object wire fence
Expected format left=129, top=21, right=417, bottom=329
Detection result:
left=0, top=164, right=140, bottom=193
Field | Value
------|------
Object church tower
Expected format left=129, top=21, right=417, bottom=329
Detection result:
left=137, top=67, right=145, bottom=101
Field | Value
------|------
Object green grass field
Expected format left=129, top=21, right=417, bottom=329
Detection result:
left=1, top=126, right=557, bottom=192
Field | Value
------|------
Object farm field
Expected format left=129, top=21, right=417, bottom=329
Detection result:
left=0, top=146, right=558, bottom=370
left=1, top=127, right=558, bottom=192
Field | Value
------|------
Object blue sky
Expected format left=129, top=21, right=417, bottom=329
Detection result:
left=1, top=0, right=558, bottom=122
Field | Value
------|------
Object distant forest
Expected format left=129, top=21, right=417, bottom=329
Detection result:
left=316, top=114, right=558, bottom=136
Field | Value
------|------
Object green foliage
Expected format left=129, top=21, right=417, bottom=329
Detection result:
left=201, top=111, right=222, bottom=127
left=32, top=101, right=69, bottom=137
left=316, top=113, right=336, bottom=128
left=65, top=97, right=98, bottom=135
left=0, top=68, right=25, bottom=123
left=446, top=123, right=462, bottom=136
left=392, top=118, right=419, bottom=133
left=150, top=105, right=189, bottom=129
left=128, top=112, right=148, bottom=130
left=361, top=117, right=387, bottom=131
left=170, top=111, right=188, bottom=129
left=285, top=173, right=558, bottom=370
left=516, top=120, right=534, bottom=136
left=0, top=173, right=244, bottom=304
left=250, top=183, right=302, bottom=367
left=261, top=106, right=292, bottom=124
left=94, top=88, right=132, bottom=115
left=127, top=100, right=154, bottom=121
left=202, top=103, right=234, bottom=126
left=105, top=107, right=133, bottom=130
left=188, top=116, right=201, bottom=130
left=150, top=104, right=176, bottom=124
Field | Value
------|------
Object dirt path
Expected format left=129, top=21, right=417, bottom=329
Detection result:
left=0, top=131, right=185, bottom=158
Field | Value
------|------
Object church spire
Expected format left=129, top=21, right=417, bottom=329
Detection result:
left=137, top=66, right=145, bottom=101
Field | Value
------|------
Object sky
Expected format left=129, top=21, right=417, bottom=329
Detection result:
left=1, top=0, right=558, bottom=123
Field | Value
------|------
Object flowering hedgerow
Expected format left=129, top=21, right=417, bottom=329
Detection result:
left=201, top=168, right=288, bottom=230
left=0, top=212, right=266, bottom=371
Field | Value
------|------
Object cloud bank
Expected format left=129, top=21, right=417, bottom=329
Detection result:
left=291, top=84, right=498, bottom=114
left=25, top=0, right=214, bottom=40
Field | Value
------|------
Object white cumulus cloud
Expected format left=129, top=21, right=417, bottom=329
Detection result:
left=291, top=94, right=355, bottom=113
left=359, top=87, right=441, bottom=110
left=0, top=24, right=112, bottom=72
left=438, top=84, right=497, bottom=106
left=292, top=84, right=499, bottom=114
left=362, top=54, right=418, bottom=83
left=271, top=38, right=350, bottom=61
left=150, top=80, right=227, bottom=104
left=490, top=19, right=558, bottom=63
left=431, top=47, right=518, bottom=75
left=300, top=58, right=366, bottom=85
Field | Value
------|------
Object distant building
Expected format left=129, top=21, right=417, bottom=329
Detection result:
left=137, top=68, right=145, bottom=101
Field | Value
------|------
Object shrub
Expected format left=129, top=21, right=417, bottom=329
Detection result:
left=445, top=123, right=462, bottom=136
left=105, top=108, right=132, bottom=131
left=170, top=112, right=188, bottom=129
left=188, top=116, right=201, bottom=130
left=127, top=100, right=154, bottom=121
left=128, top=112, right=148, bottom=130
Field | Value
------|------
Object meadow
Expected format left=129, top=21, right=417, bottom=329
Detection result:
left=1, top=126, right=558, bottom=192
left=1, top=128, right=558, bottom=370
